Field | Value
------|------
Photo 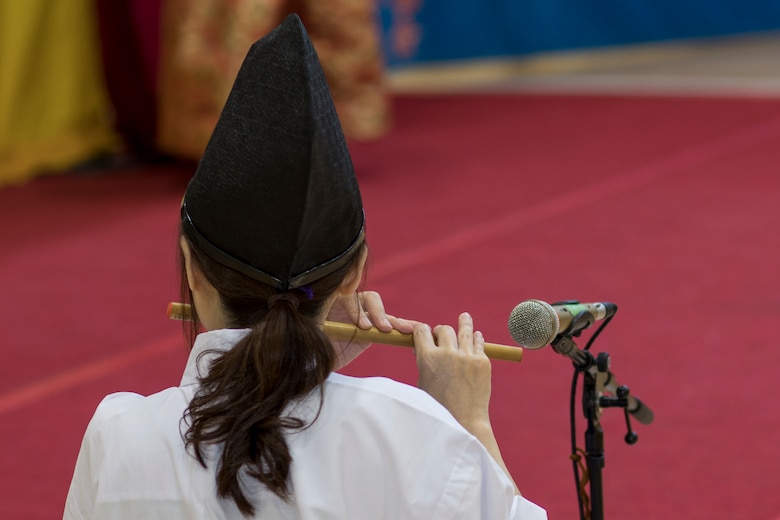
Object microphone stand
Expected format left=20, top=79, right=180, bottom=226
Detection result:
left=551, top=320, right=643, bottom=520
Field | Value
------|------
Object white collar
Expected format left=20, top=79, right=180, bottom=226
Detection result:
left=179, top=328, right=250, bottom=386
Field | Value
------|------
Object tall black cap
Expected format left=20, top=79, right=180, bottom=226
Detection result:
left=181, top=14, right=364, bottom=290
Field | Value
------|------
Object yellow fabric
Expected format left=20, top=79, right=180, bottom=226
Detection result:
left=0, top=0, right=118, bottom=187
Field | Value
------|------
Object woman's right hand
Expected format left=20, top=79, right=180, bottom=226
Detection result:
left=413, top=312, right=493, bottom=430
left=414, top=312, right=520, bottom=494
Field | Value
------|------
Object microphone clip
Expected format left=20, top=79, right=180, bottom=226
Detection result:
left=551, top=299, right=601, bottom=338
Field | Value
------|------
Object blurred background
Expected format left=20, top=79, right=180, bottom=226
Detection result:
left=3, top=1, right=780, bottom=519
left=4, top=0, right=780, bottom=183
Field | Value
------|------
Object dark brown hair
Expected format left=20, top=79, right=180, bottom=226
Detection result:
left=178, top=230, right=365, bottom=515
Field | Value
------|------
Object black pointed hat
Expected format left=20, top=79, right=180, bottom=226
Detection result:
left=181, top=14, right=364, bottom=291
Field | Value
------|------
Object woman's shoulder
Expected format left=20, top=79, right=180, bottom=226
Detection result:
left=323, top=373, right=463, bottom=428
left=86, top=386, right=191, bottom=445
left=327, top=372, right=424, bottom=395
left=96, top=385, right=187, bottom=413
left=81, top=387, right=202, bottom=481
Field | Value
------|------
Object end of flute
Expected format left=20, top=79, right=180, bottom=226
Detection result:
left=485, top=343, right=524, bottom=363
left=167, top=302, right=192, bottom=321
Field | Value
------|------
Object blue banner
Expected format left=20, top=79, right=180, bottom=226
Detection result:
left=379, top=0, right=780, bottom=66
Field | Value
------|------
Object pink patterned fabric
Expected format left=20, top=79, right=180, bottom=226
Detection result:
left=157, top=0, right=390, bottom=160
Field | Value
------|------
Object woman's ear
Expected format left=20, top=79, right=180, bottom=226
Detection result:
left=180, top=236, right=198, bottom=292
left=339, top=246, right=368, bottom=295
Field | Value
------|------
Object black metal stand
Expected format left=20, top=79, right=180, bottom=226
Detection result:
left=582, top=352, right=607, bottom=520
left=551, top=332, right=644, bottom=520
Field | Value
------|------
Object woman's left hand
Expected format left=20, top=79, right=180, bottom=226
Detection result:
left=326, top=291, right=415, bottom=370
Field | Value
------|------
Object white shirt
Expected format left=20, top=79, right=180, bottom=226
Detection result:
left=64, top=329, right=547, bottom=519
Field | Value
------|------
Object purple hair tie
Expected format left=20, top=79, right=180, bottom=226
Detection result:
left=299, top=286, right=314, bottom=300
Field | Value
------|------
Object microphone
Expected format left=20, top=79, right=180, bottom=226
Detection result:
left=166, top=302, right=525, bottom=362
left=507, top=299, right=617, bottom=350
left=507, top=299, right=654, bottom=425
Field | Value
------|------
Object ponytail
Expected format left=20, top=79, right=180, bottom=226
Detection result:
left=180, top=233, right=365, bottom=516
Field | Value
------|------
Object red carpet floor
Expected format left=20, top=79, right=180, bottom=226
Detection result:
left=2, top=94, right=780, bottom=519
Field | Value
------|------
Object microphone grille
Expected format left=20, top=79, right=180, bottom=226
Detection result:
left=507, top=300, right=560, bottom=350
